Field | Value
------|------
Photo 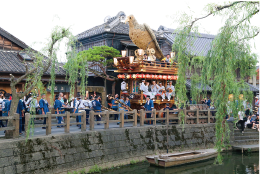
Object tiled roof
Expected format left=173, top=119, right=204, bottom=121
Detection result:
left=0, top=50, right=66, bottom=76
left=246, top=82, right=259, bottom=92
left=158, top=26, right=215, bottom=57
left=186, top=79, right=212, bottom=91
left=77, top=11, right=128, bottom=40
left=0, top=27, right=28, bottom=49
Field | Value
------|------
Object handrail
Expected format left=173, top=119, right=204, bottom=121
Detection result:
left=0, top=108, right=217, bottom=138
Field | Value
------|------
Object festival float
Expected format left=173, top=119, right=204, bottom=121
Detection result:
left=113, top=15, right=178, bottom=110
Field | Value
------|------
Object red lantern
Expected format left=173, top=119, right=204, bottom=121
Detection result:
left=117, top=74, right=121, bottom=78
left=145, top=74, right=150, bottom=79
left=171, top=75, right=175, bottom=80
left=151, top=74, right=155, bottom=79
left=121, top=74, right=125, bottom=79
left=141, top=74, right=145, bottom=78
left=132, top=74, right=137, bottom=79
left=126, top=74, right=131, bottom=79
left=158, top=75, right=163, bottom=79
left=163, top=75, right=167, bottom=80
left=154, top=75, right=158, bottom=79
left=136, top=74, right=141, bottom=78
left=175, top=76, right=178, bottom=80
left=167, top=75, right=172, bottom=80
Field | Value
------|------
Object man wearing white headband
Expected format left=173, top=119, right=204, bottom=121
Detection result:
left=158, top=82, right=166, bottom=101
left=166, top=81, right=175, bottom=101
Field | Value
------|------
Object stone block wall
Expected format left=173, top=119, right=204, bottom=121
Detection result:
left=0, top=124, right=222, bottom=174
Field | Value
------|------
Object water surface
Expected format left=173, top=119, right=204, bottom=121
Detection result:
left=103, top=152, right=259, bottom=174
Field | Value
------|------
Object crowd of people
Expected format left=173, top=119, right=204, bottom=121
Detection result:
left=0, top=91, right=105, bottom=135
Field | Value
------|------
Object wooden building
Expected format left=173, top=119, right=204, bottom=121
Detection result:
left=0, top=27, right=70, bottom=103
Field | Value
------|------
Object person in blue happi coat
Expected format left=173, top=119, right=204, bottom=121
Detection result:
left=163, top=103, right=173, bottom=124
left=144, top=95, right=154, bottom=125
left=54, top=95, right=63, bottom=128
left=39, top=94, right=49, bottom=129
left=1, top=93, right=11, bottom=127
left=117, top=96, right=125, bottom=125
left=93, top=96, right=102, bottom=125
left=12, top=98, right=25, bottom=134
left=74, top=97, right=81, bottom=128
left=112, top=94, right=119, bottom=120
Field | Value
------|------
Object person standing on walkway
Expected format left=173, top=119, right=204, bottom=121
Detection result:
left=237, top=106, right=247, bottom=133
left=74, top=97, right=81, bottom=128
left=40, top=94, right=49, bottom=129
left=112, top=94, right=119, bottom=120
left=117, top=96, right=125, bottom=125
left=93, top=96, right=102, bottom=125
left=144, top=96, right=154, bottom=125
left=54, top=95, right=63, bottom=128
left=1, top=93, right=11, bottom=127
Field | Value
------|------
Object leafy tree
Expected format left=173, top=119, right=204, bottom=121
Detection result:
left=173, top=1, right=259, bottom=163
left=6, top=26, right=78, bottom=138
left=75, top=45, right=121, bottom=81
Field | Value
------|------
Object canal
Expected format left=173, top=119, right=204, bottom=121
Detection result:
left=103, top=152, right=259, bottom=174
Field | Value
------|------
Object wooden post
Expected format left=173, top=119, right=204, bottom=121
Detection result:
left=46, top=112, right=52, bottom=135
left=65, top=111, right=70, bottom=133
left=166, top=109, right=169, bottom=125
left=184, top=109, right=187, bottom=124
left=81, top=111, right=86, bottom=131
left=89, top=111, right=94, bottom=130
left=104, top=111, right=109, bottom=129
left=208, top=108, right=211, bottom=123
left=153, top=109, right=156, bottom=126
left=133, top=109, right=137, bottom=127
left=25, top=113, right=30, bottom=134
left=196, top=108, right=199, bottom=124
left=120, top=110, right=124, bottom=128
left=13, top=113, right=19, bottom=138
left=140, top=109, right=144, bottom=126
left=141, top=91, right=143, bottom=104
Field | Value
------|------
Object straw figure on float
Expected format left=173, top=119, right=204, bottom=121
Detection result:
left=125, top=15, right=164, bottom=60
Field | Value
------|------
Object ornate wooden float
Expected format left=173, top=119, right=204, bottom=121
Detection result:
left=146, top=149, right=217, bottom=168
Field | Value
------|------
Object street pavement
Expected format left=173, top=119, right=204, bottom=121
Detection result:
left=0, top=118, right=154, bottom=139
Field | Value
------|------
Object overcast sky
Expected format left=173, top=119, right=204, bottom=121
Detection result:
left=1, top=0, right=259, bottom=64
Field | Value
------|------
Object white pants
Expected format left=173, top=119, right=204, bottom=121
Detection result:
left=159, top=93, right=165, bottom=99
left=150, top=92, right=157, bottom=99
left=166, top=91, right=175, bottom=100
left=143, top=92, right=151, bottom=98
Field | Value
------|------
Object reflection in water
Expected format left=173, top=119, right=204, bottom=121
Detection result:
left=103, top=152, right=259, bottom=174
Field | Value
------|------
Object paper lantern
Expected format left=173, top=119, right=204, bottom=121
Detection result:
left=151, top=74, right=155, bottom=79
left=154, top=75, right=159, bottom=79
left=163, top=75, right=167, bottom=80
left=126, top=74, right=131, bottom=79
left=121, top=50, right=127, bottom=57
left=167, top=75, right=172, bottom=80
left=117, top=74, right=121, bottom=78
left=136, top=74, right=142, bottom=78
left=158, top=75, right=163, bottom=79
left=113, top=58, right=118, bottom=66
left=145, top=74, right=150, bottom=79
left=141, top=74, right=145, bottom=78
left=129, top=56, right=134, bottom=64
left=121, top=74, right=125, bottom=79
left=132, top=74, right=137, bottom=79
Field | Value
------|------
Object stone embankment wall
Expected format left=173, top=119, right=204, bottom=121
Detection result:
left=0, top=124, right=221, bottom=174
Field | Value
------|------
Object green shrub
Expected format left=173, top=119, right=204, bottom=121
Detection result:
left=89, top=165, right=102, bottom=173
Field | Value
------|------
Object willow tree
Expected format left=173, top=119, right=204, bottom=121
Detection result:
left=173, top=1, right=259, bottom=163
left=6, top=26, right=79, bottom=138
left=65, top=45, right=121, bottom=94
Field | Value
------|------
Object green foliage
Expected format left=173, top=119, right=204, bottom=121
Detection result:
left=22, top=26, right=77, bottom=140
left=130, top=160, right=138, bottom=165
left=173, top=1, right=259, bottom=164
left=88, top=165, right=102, bottom=173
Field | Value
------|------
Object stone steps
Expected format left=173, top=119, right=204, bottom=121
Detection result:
left=233, top=139, right=259, bottom=145
left=235, top=135, right=259, bottom=140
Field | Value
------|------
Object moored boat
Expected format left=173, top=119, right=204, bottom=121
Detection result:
left=146, top=149, right=217, bottom=168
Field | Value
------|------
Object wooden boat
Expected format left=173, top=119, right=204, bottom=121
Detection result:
left=146, top=149, right=217, bottom=168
